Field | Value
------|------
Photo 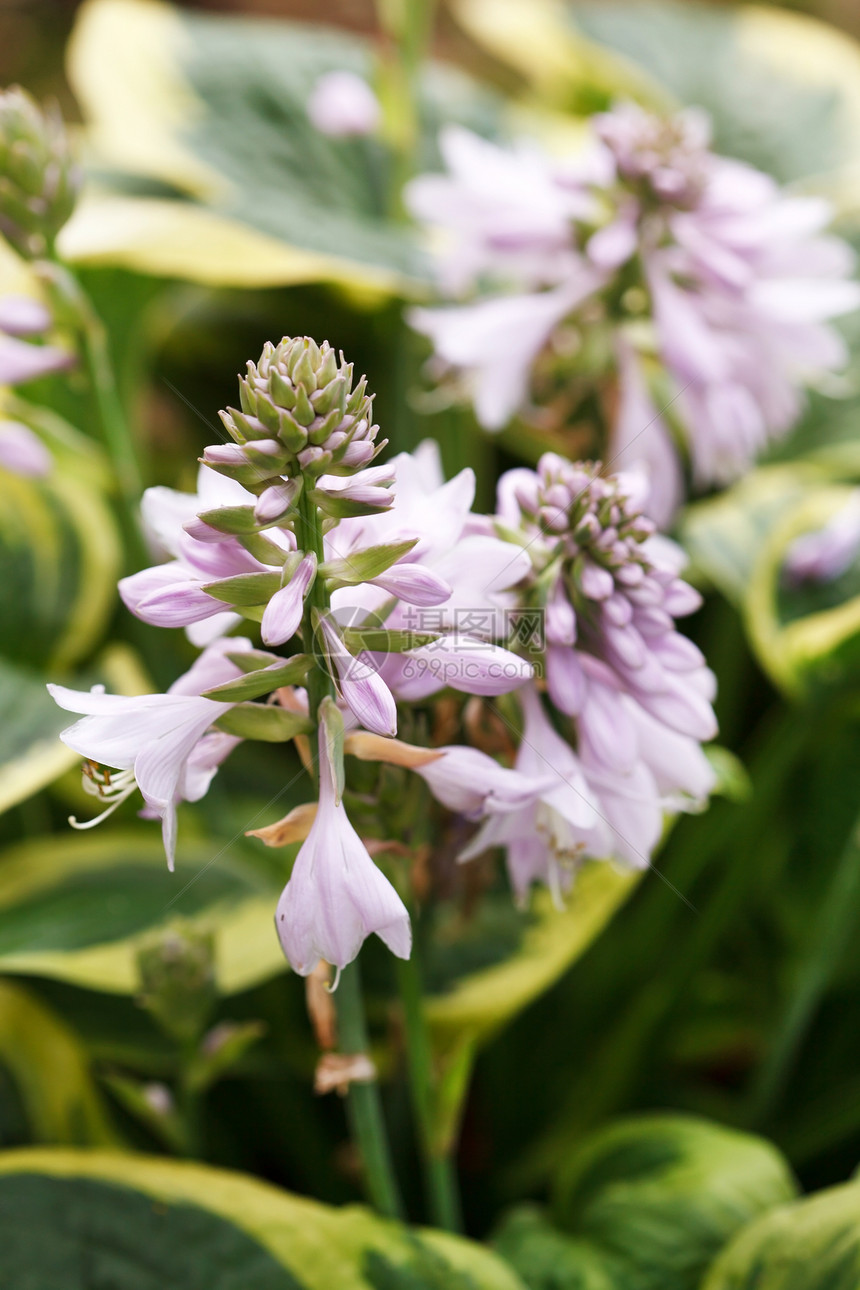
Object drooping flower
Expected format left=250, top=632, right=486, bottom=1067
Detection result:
left=414, top=741, right=555, bottom=821
left=407, top=108, right=860, bottom=523
left=307, top=70, right=381, bottom=138
left=47, top=640, right=250, bottom=869
left=276, top=720, right=411, bottom=975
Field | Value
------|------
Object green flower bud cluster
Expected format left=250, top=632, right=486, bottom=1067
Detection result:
left=214, top=337, right=382, bottom=489
left=0, top=86, right=79, bottom=260
left=136, top=922, right=217, bottom=1045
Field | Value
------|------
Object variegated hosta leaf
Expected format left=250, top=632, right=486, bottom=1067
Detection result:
left=62, top=0, right=508, bottom=292
left=453, top=0, right=860, bottom=190
left=493, top=1114, right=797, bottom=1290
left=0, top=1149, right=526, bottom=1290
left=0, top=980, right=118, bottom=1147
left=0, top=830, right=290, bottom=996
left=0, top=643, right=150, bottom=818
left=423, top=864, right=639, bottom=1152
left=702, top=1178, right=860, bottom=1290
left=682, top=468, right=860, bottom=694
left=0, top=456, right=120, bottom=671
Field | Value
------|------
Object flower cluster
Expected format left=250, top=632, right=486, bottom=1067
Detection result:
left=48, top=334, right=719, bottom=976
left=440, top=453, right=718, bottom=900
left=49, top=337, right=535, bottom=973
left=407, top=106, right=860, bottom=525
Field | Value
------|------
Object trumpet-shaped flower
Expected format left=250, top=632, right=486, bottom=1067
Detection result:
left=276, top=723, right=411, bottom=975
left=47, top=640, right=250, bottom=869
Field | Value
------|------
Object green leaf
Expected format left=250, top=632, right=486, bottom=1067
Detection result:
left=185, top=1020, right=267, bottom=1095
left=684, top=470, right=860, bottom=693
left=424, top=865, right=638, bottom=1152
left=100, top=1072, right=187, bottom=1152
left=680, top=464, right=821, bottom=608
left=0, top=460, right=121, bottom=671
left=744, top=484, right=860, bottom=695
left=702, top=1179, right=860, bottom=1290
left=457, top=0, right=860, bottom=186
left=63, top=0, right=509, bottom=292
left=0, top=657, right=78, bottom=815
left=0, top=643, right=155, bottom=817
left=492, top=1207, right=622, bottom=1290
left=573, top=2, right=860, bottom=186
left=494, top=1115, right=797, bottom=1290
left=0, top=1150, right=526, bottom=1290
left=203, top=571, right=281, bottom=606
left=202, top=655, right=311, bottom=702
left=214, top=703, right=314, bottom=742
left=320, top=540, right=418, bottom=587
left=0, top=981, right=119, bottom=1147
left=553, top=1115, right=798, bottom=1290
left=0, top=831, right=289, bottom=996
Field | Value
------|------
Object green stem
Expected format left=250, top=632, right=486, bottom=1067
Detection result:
left=747, top=808, right=860, bottom=1124
left=375, top=0, right=437, bottom=218
left=298, top=484, right=335, bottom=726
left=336, top=961, right=405, bottom=1220
left=42, top=260, right=145, bottom=563
left=178, top=1041, right=204, bottom=1159
left=296, top=484, right=404, bottom=1220
left=78, top=297, right=144, bottom=510
left=396, top=943, right=462, bottom=1231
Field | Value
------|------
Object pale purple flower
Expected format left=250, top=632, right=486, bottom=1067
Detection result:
left=455, top=456, right=717, bottom=899
left=315, top=463, right=394, bottom=509
left=408, top=108, right=860, bottom=516
left=276, top=723, right=411, bottom=975
left=784, top=491, right=860, bottom=585
left=0, top=419, right=51, bottom=477
left=385, top=634, right=534, bottom=702
left=460, top=684, right=600, bottom=902
left=408, top=274, right=604, bottom=431
left=47, top=641, right=249, bottom=870
left=415, top=743, right=553, bottom=820
left=331, top=440, right=531, bottom=639
left=307, top=70, right=381, bottom=138
left=405, top=125, right=593, bottom=294
left=318, top=613, right=398, bottom=737
left=261, top=552, right=317, bottom=647
left=0, top=293, right=74, bottom=386
left=121, top=464, right=289, bottom=642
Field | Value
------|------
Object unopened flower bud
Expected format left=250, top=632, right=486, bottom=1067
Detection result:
left=0, top=87, right=79, bottom=259
left=219, top=337, right=380, bottom=480
left=136, top=921, right=217, bottom=1044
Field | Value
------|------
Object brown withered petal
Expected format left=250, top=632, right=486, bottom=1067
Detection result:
left=343, top=731, right=443, bottom=769
left=247, top=801, right=317, bottom=847
left=314, top=1051, right=377, bottom=1097
left=305, top=961, right=337, bottom=1052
